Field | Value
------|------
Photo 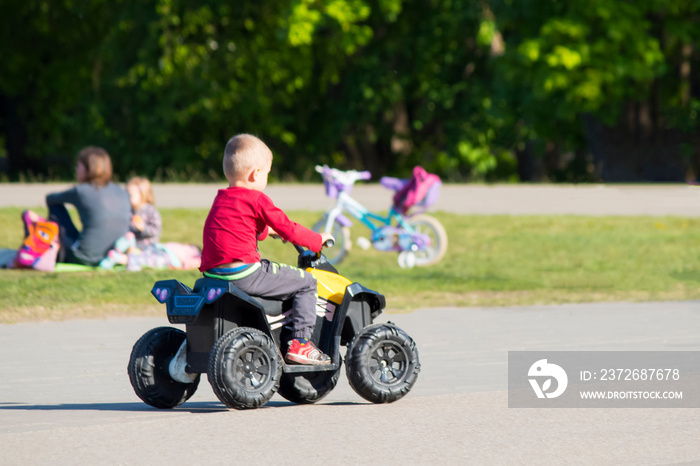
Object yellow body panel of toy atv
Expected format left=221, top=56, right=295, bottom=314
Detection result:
left=308, top=268, right=352, bottom=305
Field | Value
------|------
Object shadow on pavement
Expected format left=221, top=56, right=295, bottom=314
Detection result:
left=0, top=399, right=363, bottom=413
left=0, top=401, right=225, bottom=413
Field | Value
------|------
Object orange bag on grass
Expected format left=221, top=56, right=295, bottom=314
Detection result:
left=14, top=210, right=60, bottom=271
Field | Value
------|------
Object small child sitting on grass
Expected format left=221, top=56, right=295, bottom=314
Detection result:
left=199, top=133, right=334, bottom=365
left=100, top=177, right=162, bottom=269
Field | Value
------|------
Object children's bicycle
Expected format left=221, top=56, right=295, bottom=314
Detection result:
left=312, top=165, right=448, bottom=268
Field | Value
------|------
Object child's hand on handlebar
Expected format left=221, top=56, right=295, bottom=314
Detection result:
left=320, top=232, right=335, bottom=248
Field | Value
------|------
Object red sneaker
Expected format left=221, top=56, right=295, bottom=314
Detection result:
left=285, top=339, right=331, bottom=365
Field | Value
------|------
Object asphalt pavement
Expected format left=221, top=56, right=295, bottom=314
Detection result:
left=1, top=302, right=699, bottom=464
left=2, top=181, right=700, bottom=215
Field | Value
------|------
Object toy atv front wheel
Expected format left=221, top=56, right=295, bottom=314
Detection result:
left=207, top=327, right=283, bottom=409
left=345, top=323, right=420, bottom=403
left=128, top=327, right=201, bottom=409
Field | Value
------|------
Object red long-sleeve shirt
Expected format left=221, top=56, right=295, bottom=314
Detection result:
left=199, top=187, right=322, bottom=271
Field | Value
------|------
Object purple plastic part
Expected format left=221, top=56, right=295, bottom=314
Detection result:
left=320, top=166, right=339, bottom=198
left=418, top=181, right=442, bottom=207
left=205, top=287, right=224, bottom=302
left=320, top=165, right=372, bottom=198
left=338, top=179, right=352, bottom=194
left=380, top=176, right=408, bottom=192
left=335, top=213, right=353, bottom=227
left=321, top=165, right=355, bottom=197
left=324, top=181, right=338, bottom=198
left=411, top=232, right=431, bottom=250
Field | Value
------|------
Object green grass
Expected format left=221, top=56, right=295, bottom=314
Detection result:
left=2, top=207, right=700, bottom=323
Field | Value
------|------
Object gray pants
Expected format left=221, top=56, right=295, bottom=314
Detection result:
left=229, top=259, right=317, bottom=340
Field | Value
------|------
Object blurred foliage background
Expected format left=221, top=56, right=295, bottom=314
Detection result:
left=2, top=0, right=700, bottom=183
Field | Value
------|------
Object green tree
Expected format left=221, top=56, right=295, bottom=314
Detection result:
left=1, top=0, right=515, bottom=181
left=490, top=0, right=700, bottom=181
left=0, top=0, right=115, bottom=178
left=4, top=0, right=700, bottom=183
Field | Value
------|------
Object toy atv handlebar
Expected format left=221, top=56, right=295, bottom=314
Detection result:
left=294, top=238, right=336, bottom=271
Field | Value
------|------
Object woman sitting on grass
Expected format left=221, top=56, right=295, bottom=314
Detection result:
left=46, top=147, right=131, bottom=266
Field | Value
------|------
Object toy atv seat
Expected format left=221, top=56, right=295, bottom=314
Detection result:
left=128, top=250, right=420, bottom=410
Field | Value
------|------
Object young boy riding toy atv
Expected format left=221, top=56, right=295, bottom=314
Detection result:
left=128, top=134, right=420, bottom=409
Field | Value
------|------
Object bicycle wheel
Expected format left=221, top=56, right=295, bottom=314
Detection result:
left=311, top=215, right=351, bottom=265
left=406, top=214, right=447, bottom=266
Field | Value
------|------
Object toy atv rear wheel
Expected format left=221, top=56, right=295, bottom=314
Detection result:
left=128, top=327, right=200, bottom=409
left=345, top=323, right=420, bottom=403
left=207, top=327, right=283, bottom=410
left=277, top=362, right=342, bottom=404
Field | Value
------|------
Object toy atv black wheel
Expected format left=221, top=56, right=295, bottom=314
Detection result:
left=277, top=362, right=342, bottom=404
left=207, top=327, right=283, bottom=410
left=345, top=323, right=420, bottom=403
left=128, top=327, right=200, bottom=409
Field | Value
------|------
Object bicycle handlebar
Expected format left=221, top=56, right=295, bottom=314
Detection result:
left=315, top=164, right=371, bottom=186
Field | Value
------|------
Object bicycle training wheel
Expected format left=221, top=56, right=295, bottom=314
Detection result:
left=407, top=214, right=447, bottom=266
left=311, top=215, right=351, bottom=265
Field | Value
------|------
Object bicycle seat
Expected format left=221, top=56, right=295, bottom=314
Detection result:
left=380, top=176, right=408, bottom=192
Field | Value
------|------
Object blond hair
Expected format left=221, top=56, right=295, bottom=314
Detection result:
left=77, top=146, right=113, bottom=188
left=223, top=134, right=273, bottom=181
left=127, top=176, right=155, bottom=205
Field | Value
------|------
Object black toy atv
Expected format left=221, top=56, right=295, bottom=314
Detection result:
left=127, top=243, right=421, bottom=410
